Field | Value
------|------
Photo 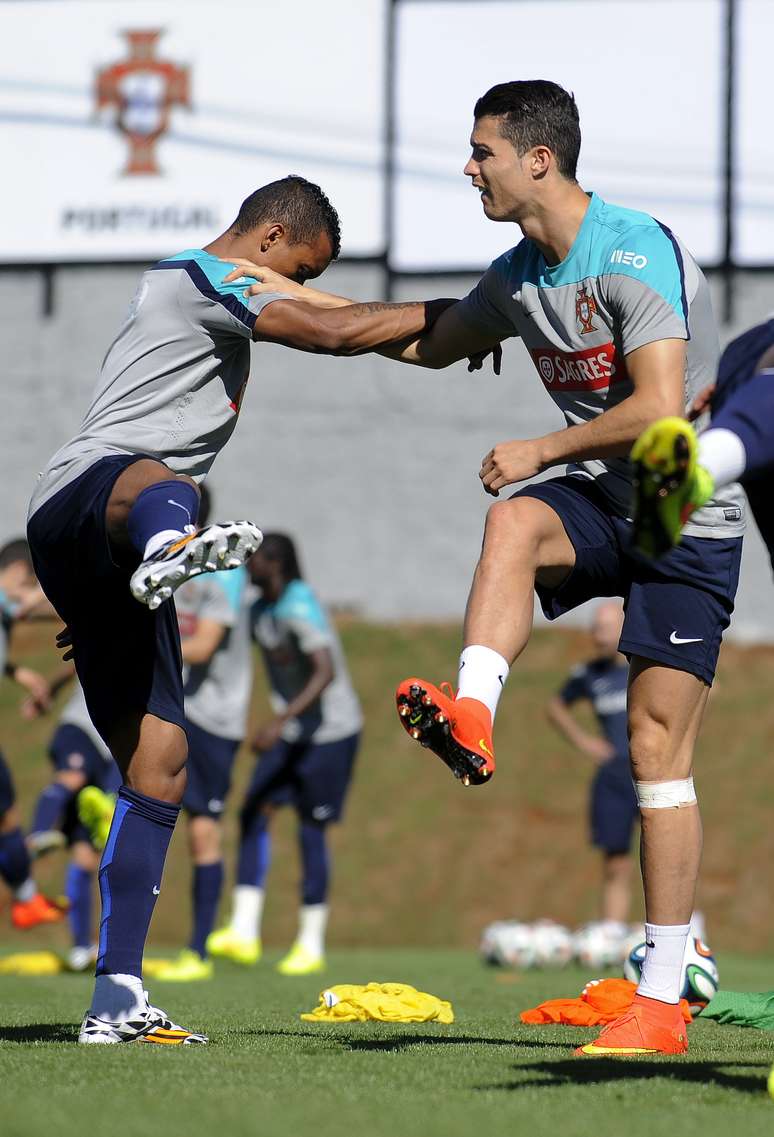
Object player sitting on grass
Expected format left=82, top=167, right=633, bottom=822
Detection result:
left=26, top=174, right=456, bottom=1045
left=0, top=539, right=65, bottom=930
left=25, top=671, right=121, bottom=971
left=546, top=602, right=637, bottom=958
left=239, top=82, right=746, bottom=1057
left=208, top=533, right=361, bottom=976
left=149, top=485, right=253, bottom=983
left=632, top=318, right=774, bottom=559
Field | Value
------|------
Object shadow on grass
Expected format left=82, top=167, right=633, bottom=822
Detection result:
left=251, top=1028, right=570, bottom=1052
left=477, top=1057, right=770, bottom=1095
left=0, top=1023, right=76, bottom=1044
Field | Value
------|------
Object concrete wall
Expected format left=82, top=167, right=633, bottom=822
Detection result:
left=2, top=262, right=773, bottom=638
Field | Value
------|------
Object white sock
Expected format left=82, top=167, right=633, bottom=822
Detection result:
left=143, top=529, right=187, bottom=560
left=230, top=886, right=264, bottom=941
left=689, top=909, right=706, bottom=942
left=13, top=878, right=37, bottom=902
left=90, top=973, right=146, bottom=1020
left=636, top=922, right=691, bottom=1004
left=456, top=645, right=509, bottom=721
left=297, top=903, right=328, bottom=957
left=698, top=428, right=747, bottom=488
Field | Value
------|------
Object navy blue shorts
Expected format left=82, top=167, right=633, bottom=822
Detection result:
left=0, top=751, right=16, bottom=816
left=182, top=719, right=240, bottom=819
left=241, top=732, right=360, bottom=824
left=514, top=476, right=742, bottom=685
left=590, top=755, right=639, bottom=854
left=49, top=724, right=122, bottom=846
left=27, top=455, right=185, bottom=745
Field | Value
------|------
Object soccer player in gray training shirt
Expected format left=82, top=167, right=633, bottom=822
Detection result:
left=237, top=84, right=744, bottom=1058
left=26, top=175, right=449, bottom=1045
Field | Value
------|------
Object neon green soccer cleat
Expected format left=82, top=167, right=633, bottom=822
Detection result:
left=276, top=943, right=325, bottom=977
left=631, top=417, right=715, bottom=558
left=205, top=927, right=262, bottom=966
left=152, top=949, right=214, bottom=983
left=77, top=786, right=116, bottom=851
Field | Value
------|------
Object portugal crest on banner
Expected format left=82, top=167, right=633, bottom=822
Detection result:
left=95, top=30, right=190, bottom=176
left=575, top=283, right=598, bottom=335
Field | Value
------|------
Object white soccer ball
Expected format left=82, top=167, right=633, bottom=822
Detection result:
left=572, top=921, right=629, bottom=970
left=531, top=920, right=574, bottom=968
left=623, top=936, right=719, bottom=1014
left=479, top=920, right=537, bottom=969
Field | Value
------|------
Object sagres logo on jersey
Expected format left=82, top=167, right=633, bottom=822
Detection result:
left=529, top=344, right=627, bottom=393
left=95, top=30, right=191, bottom=176
left=575, top=284, right=598, bottom=335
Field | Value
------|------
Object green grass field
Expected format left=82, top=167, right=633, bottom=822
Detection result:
left=2, top=621, right=774, bottom=1134
left=1, top=949, right=773, bottom=1137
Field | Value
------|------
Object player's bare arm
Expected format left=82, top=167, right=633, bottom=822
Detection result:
left=227, top=262, right=503, bottom=374
left=251, top=646, right=334, bottom=752
left=480, top=337, right=686, bottom=495
left=180, top=618, right=226, bottom=666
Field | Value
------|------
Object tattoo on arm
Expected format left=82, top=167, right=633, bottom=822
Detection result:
left=346, top=301, right=422, bottom=316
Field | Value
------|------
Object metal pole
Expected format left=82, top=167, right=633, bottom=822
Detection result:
left=721, top=0, right=737, bottom=325
left=382, top=0, right=398, bottom=300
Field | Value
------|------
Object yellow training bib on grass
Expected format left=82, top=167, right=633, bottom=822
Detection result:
left=301, top=982, right=454, bottom=1024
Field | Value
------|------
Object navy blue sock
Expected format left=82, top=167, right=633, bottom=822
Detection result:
left=712, top=371, right=774, bottom=482
left=31, top=781, right=73, bottom=835
left=299, top=821, right=329, bottom=905
left=66, top=863, right=93, bottom=948
left=126, top=480, right=200, bottom=558
left=96, top=786, right=180, bottom=977
left=237, top=809, right=271, bottom=887
left=189, top=861, right=224, bottom=959
left=0, top=827, right=31, bottom=889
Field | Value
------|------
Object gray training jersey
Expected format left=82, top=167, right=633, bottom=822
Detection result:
left=176, top=566, right=252, bottom=743
left=29, top=249, right=291, bottom=517
left=251, top=579, right=363, bottom=745
left=455, top=192, right=745, bottom=539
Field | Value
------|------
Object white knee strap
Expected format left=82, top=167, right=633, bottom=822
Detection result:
left=634, top=777, right=697, bottom=809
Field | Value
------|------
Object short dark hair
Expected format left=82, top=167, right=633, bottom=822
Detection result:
left=0, top=538, right=32, bottom=572
left=474, top=80, right=581, bottom=181
left=260, top=533, right=302, bottom=582
left=232, top=176, right=341, bottom=260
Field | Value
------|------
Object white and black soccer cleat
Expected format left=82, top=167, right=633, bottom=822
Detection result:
left=78, top=998, right=208, bottom=1045
left=129, top=521, right=262, bottom=611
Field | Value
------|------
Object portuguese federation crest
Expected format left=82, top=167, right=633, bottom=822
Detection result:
left=95, top=30, right=190, bottom=176
left=575, top=284, right=598, bottom=335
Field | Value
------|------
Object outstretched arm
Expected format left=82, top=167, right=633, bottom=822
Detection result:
left=223, top=261, right=503, bottom=369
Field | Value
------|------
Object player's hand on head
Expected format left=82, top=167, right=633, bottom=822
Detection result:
left=221, top=259, right=302, bottom=299
left=251, top=717, right=285, bottom=753
left=479, top=438, right=545, bottom=496
left=467, top=343, right=502, bottom=376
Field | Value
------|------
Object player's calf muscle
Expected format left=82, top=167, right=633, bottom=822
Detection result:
left=106, top=460, right=199, bottom=543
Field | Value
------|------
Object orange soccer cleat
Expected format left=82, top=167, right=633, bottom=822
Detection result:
left=11, top=892, right=67, bottom=930
left=575, top=993, right=689, bottom=1057
left=395, top=678, right=495, bottom=786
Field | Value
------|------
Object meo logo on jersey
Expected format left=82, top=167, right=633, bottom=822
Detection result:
left=610, top=249, right=649, bottom=269
left=529, top=343, right=627, bottom=392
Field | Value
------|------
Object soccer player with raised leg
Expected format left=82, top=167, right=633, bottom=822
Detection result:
left=26, top=176, right=448, bottom=1045
left=208, top=533, right=361, bottom=975
left=241, top=84, right=745, bottom=1056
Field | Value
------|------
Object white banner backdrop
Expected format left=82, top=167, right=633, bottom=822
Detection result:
left=737, top=0, right=774, bottom=265
left=0, top=0, right=386, bottom=261
left=393, top=0, right=725, bottom=271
